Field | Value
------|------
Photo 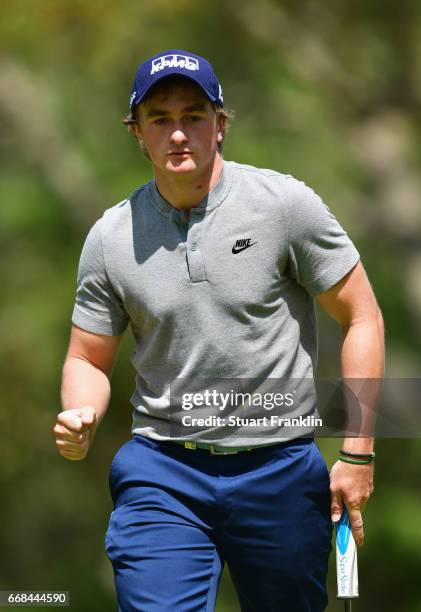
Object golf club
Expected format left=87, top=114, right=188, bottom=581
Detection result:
left=336, top=508, right=358, bottom=611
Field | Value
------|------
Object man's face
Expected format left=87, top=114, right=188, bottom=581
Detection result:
left=133, top=79, right=222, bottom=178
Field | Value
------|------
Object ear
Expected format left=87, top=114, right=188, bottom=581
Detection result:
left=129, top=123, right=142, bottom=140
left=216, top=115, right=225, bottom=142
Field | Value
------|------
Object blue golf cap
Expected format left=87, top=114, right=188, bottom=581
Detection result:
left=129, top=50, right=224, bottom=112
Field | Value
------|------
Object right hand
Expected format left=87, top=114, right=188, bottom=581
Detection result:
left=53, top=406, right=98, bottom=461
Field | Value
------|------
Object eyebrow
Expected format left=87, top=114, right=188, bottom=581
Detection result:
left=144, top=103, right=208, bottom=118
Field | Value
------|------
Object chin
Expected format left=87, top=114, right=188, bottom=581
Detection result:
left=166, top=159, right=198, bottom=174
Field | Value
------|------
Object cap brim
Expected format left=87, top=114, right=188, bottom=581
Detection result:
left=132, top=73, right=220, bottom=110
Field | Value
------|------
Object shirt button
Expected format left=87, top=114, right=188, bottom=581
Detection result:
left=191, top=243, right=197, bottom=251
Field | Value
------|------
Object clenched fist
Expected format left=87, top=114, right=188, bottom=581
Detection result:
left=53, top=406, right=98, bottom=461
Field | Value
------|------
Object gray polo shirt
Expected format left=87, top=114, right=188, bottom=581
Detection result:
left=72, top=160, right=359, bottom=445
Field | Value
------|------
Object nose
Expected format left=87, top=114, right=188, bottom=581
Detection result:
left=170, top=127, right=188, bottom=146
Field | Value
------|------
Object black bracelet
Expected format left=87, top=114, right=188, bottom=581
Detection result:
left=339, top=449, right=375, bottom=460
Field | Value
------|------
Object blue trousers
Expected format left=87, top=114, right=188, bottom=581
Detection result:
left=105, top=436, right=332, bottom=611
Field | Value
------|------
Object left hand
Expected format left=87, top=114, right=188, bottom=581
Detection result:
left=329, top=459, right=374, bottom=546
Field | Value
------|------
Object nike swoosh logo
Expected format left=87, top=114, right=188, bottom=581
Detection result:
left=232, top=242, right=257, bottom=254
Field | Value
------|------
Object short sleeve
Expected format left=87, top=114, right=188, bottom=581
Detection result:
left=71, top=219, right=129, bottom=336
left=286, top=178, right=360, bottom=295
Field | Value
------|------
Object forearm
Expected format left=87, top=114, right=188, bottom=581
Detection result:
left=340, top=310, right=385, bottom=453
left=60, top=356, right=111, bottom=425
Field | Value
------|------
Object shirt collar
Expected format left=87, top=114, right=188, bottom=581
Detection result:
left=148, top=160, right=234, bottom=219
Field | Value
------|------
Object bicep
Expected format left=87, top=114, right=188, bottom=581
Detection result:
left=65, top=323, right=124, bottom=378
left=315, top=261, right=381, bottom=329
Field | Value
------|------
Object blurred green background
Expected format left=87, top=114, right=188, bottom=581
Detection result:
left=1, top=1, right=421, bottom=610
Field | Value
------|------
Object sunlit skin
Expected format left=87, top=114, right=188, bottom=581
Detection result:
left=129, top=80, right=225, bottom=211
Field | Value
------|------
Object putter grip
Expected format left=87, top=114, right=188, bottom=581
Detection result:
left=336, top=509, right=359, bottom=599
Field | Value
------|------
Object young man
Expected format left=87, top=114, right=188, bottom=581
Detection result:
left=54, top=50, right=384, bottom=611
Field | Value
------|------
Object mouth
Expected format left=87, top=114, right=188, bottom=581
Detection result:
left=168, top=151, right=193, bottom=156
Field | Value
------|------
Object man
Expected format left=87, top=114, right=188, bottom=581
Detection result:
left=54, top=50, right=384, bottom=611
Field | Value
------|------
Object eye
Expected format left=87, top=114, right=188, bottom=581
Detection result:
left=187, top=115, right=203, bottom=122
left=153, top=117, right=169, bottom=125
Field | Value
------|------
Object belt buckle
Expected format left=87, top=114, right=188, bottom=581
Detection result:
left=184, top=441, right=197, bottom=450
left=210, top=445, right=238, bottom=455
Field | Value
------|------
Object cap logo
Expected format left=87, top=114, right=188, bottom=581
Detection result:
left=151, top=54, right=199, bottom=75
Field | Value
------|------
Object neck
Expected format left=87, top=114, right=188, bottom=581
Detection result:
left=154, top=153, right=223, bottom=210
